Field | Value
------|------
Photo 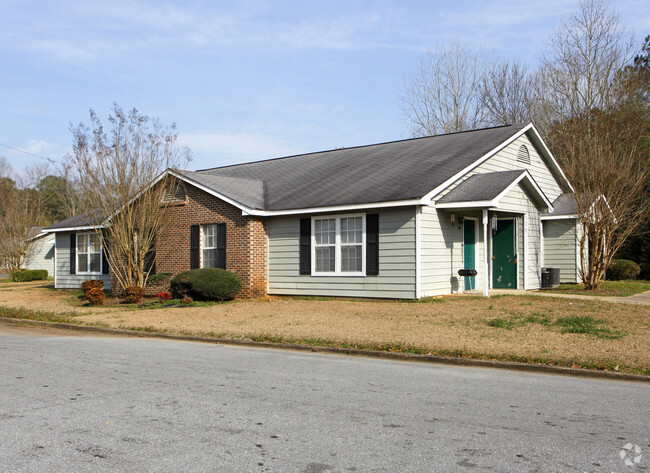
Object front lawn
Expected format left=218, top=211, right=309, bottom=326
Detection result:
left=544, top=280, right=650, bottom=297
left=1, top=284, right=648, bottom=374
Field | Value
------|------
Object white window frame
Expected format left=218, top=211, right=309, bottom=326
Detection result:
left=200, top=224, right=219, bottom=269
left=311, top=214, right=366, bottom=276
left=76, top=232, right=102, bottom=275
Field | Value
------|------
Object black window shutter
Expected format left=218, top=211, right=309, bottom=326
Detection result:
left=69, top=234, right=76, bottom=275
left=366, top=214, right=379, bottom=276
left=216, top=223, right=226, bottom=269
left=299, top=218, right=311, bottom=275
left=190, top=225, right=200, bottom=269
left=102, top=237, right=110, bottom=275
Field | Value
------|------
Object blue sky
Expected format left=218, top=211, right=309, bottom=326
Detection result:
left=1, top=0, right=648, bottom=175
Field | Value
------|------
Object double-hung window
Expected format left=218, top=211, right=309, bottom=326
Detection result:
left=202, top=224, right=219, bottom=268
left=77, top=233, right=102, bottom=274
left=312, top=215, right=365, bottom=275
left=190, top=223, right=226, bottom=270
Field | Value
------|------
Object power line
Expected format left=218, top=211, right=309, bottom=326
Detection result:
left=0, top=142, right=59, bottom=165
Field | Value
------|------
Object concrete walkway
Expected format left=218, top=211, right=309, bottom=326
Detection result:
left=488, top=288, right=650, bottom=305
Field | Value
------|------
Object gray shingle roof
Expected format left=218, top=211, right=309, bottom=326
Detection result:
left=437, top=170, right=526, bottom=204
left=45, top=209, right=104, bottom=230
left=195, top=124, right=528, bottom=211
left=543, top=193, right=578, bottom=216
left=182, top=171, right=266, bottom=210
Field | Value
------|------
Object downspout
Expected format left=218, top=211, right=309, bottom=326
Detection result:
left=415, top=206, right=421, bottom=299
left=482, top=209, right=489, bottom=297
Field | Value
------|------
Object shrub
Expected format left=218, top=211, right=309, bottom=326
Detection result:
left=180, top=296, right=193, bottom=305
left=146, top=273, right=172, bottom=287
left=32, top=269, right=48, bottom=280
left=607, top=259, right=641, bottom=280
left=156, top=291, right=172, bottom=303
left=124, top=285, right=145, bottom=304
left=11, top=269, right=49, bottom=282
left=86, top=287, right=106, bottom=306
left=81, top=279, right=104, bottom=293
left=170, top=268, right=242, bottom=301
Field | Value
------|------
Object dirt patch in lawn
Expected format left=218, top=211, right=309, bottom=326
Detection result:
left=1, top=283, right=648, bottom=372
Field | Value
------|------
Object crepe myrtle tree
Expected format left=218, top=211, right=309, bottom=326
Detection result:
left=0, top=159, right=46, bottom=273
left=549, top=107, right=649, bottom=290
left=69, top=104, right=191, bottom=291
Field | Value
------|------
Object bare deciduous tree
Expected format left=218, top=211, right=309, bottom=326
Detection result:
left=534, top=0, right=645, bottom=289
left=532, top=0, right=635, bottom=137
left=481, top=59, right=534, bottom=126
left=402, top=40, right=488, bottom=136
left=0, top=161, right=46, bottom=273
left=70, top=104, right=191, bottom=291
left=550, top=108, right=649, bottom=289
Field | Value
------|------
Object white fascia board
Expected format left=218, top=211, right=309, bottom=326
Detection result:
left=244, top=199, right=424, bottom=217
left=421, top=124, right=574, bottom=203
left=540, top=214, right=578, bottom=221
left=421, top=124, right=534, bottom=203
left=168, top=170, right=260, bottom=215
left=174, top=169, right=427, bottom=217
left=435, top=200, right=497, bottom=209
left=46, top=226, right=100, bottom=233
left=527, top=124, right=575, bottom=193
left=493, top=170, right=554, bottom=210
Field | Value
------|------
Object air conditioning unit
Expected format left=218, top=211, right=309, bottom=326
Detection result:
left=541, top=267, right=561, bottom=288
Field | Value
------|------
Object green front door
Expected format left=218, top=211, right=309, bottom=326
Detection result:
left=463, top=220, right=476, bottom=290
left=493, top=219, right=517, bottom=289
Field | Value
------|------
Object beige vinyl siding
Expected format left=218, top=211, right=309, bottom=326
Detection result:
left=498, top=185, right=542, bottom=289
left=24, top=234, right=55, bottom=275
left=419, top=206, right=485, bottom=296
left=421, top=183, right=543, bottom=295
left=438, top=134, right=564, bottom=203
left=267, top=207, right=416, bottom=299
left=54, top=232, right=111, bottom=290
left=543, top=219, right=579, bottom=283
left=472, top=135, right=564, bottom=201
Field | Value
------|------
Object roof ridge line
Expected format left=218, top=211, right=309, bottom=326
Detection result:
left=196, top=124, right=521, bottom=172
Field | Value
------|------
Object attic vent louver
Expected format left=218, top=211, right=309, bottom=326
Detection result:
left=517, top=144, right=530, bottom=164
left=162, top=183, right=186, bottom=203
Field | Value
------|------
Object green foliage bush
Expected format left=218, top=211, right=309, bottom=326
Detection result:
left=11, top=269, right=48, bottom=282
left=81, top=279, right=104, bottom=293
left=607, top=259, right=641, bottom=280
left=124, top=286, right=145, bottom=304
left=146, top=272, right=172, bottom=287
left=170, top=268, right=242, bottom=301
left=86, top=286, right=106, bottom=306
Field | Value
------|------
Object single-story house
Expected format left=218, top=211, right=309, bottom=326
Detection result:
left=23, top=227, right=55, bottom=275
left=45, top=123, right=581, bottom=298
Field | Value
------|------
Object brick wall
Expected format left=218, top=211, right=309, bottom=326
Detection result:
left=155, top=184, right=268, bottom=298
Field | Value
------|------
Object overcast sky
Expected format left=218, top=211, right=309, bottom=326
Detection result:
left=1, top=0, right=648, bottom=175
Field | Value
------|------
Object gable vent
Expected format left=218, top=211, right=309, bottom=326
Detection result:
left=162, top=183, right=186, bottom=203
left=517, top=144, right=530, bottom=164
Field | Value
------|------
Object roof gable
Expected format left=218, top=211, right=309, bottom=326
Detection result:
left=436, top=170, right=553, bottom=210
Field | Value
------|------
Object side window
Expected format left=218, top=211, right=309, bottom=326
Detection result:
left=300, top=214, right=378, bottom=277
left=77, top=233, right=102, bottom=274
left=191, top=223, right=226, bottom=270
left=202, top=224, right=218, bottom=268
left=311, top=214, right=365, bottom=276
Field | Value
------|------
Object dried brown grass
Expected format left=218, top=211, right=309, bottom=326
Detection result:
left=1, top=283, right=648, bottom=372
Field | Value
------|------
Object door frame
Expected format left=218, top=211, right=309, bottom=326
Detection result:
left=463, top=217, right=479, bottom=291
left=490, top=216, right=520, bottom=289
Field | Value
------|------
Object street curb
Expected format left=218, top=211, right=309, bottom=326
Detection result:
left=2, top=317, right=648, bottom=383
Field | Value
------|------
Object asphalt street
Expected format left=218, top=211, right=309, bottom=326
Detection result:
left=0, top=325, right=648, bottom=472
